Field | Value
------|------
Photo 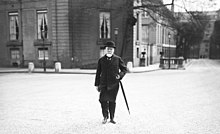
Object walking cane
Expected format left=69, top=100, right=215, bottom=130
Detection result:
left=119, top=81, right=130, bottom=115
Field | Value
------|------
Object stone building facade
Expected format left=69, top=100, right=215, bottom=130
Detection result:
left=0, top=0, right=133, bottom=68
left=133, top=0, right=176, bottom=67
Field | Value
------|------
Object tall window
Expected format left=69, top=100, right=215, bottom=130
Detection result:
left=37, top=10, right=48, bottom=39
left=99, top=12, right=110, bottom=39
left=142, top=8, right=149, bottom=18
left=9, top=12, right=19, bottom=40
left=156, top=24, right=159, bottom=44
left=136, top=13, right=139, bottom=40
left=142, top=25, right=147, bottom=43
left=136, top=47, right=140, bottom=58
left=162, top=27, right=165, bottom=44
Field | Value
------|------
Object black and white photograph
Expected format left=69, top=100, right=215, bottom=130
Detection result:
left=0, top=0, right=220, bottom=133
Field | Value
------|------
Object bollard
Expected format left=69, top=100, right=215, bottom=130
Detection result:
left=55, top=62, right=61, bottom=72
left=28, top=62, right=34, bottom=73
left=127, top=61, right=133, bottom=72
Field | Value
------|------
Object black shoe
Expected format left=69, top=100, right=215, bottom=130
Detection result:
left=110, top=119, right=116, bottom=124
left=102, top=118, right=108, bottom=124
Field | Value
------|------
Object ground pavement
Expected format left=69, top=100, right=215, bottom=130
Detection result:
left=0, top=59, right=220, bottom=134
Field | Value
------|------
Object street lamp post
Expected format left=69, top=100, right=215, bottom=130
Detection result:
left=41, top=30, right=46, bottom=72
left=168, top=32, right=171, bottom=69
left=114, top=28, right=118, bottom=53
left=182, top=38, right=185, bottom=57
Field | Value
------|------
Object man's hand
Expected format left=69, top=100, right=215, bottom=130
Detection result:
left=116, top=75, right=120, bottom=80
left=96, top=86, right=100, bottom=92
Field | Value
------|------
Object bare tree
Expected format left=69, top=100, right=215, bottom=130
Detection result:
left=210, top=20, right=220, bottom=59
left=78, top=0, right=213, bottom=61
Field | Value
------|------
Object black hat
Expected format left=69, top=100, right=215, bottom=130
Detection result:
left=105, top=41, right=116, bottom=48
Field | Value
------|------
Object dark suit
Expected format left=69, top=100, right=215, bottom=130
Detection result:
left=95, top=54, right=127, bottom=120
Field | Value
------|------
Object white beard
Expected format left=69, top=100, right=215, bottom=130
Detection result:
left=106, top=54, right=113, bottom=57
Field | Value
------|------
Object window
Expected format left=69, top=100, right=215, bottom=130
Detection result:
left=137, top=47, right=140, bottom=58
left=205, top=44, right=209, bottom=47
left=206, top=33, right=209, bottom=37
left=156, top=24, right=159, bottom=44
left=136, top=13, right=139, bottom=40
left=10, top=48, right=20, bottom=59
left=137, top=0, right=141, bottom=3
left=9, top=12, right=19, bottom=40
left=142, top=25, right=147, bottom=42
left=142, top=10, right=149, bottom=18
left=37, top=10, right=48, bottom=39
left=38, top=48, right=49, bottom=60
left=99, top=12, right=110, bottom=39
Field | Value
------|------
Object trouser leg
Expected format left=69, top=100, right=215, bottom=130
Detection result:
left=109, top=101, right=116, bottom=120
left=100, top=101, right=109, bottom=119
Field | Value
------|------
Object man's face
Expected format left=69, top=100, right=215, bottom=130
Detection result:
left=106, top=47, right=115, bottom=56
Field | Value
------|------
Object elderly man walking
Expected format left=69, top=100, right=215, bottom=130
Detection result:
left=94, top=41, right=128, bottom=124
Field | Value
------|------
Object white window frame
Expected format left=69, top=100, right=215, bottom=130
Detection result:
left=99, top=12, right=111, bottom=39
left=9, top=12, right=19, bottom=40
left=38, top=48, right=49, bottom=60
left=37, top=10, right=48, bottom=39
left=10, top=49, right=20, bottom=59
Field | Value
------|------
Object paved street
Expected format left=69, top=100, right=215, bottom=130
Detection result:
left=0, top=59, right=220, bottom=134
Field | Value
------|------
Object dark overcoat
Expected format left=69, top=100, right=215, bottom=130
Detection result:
left=95, top=54, right=128, bottom=102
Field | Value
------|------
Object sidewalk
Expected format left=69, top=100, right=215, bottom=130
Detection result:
left=0, top=63, right=161, bottom=74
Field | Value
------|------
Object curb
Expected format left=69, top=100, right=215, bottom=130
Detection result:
left=0, top=64, right=162, bottom=74
left=0, top=69, right=161, bottom=74
left=129, top=68, right=161, bottom=73
left=0, top=70, right=96, bottom=75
